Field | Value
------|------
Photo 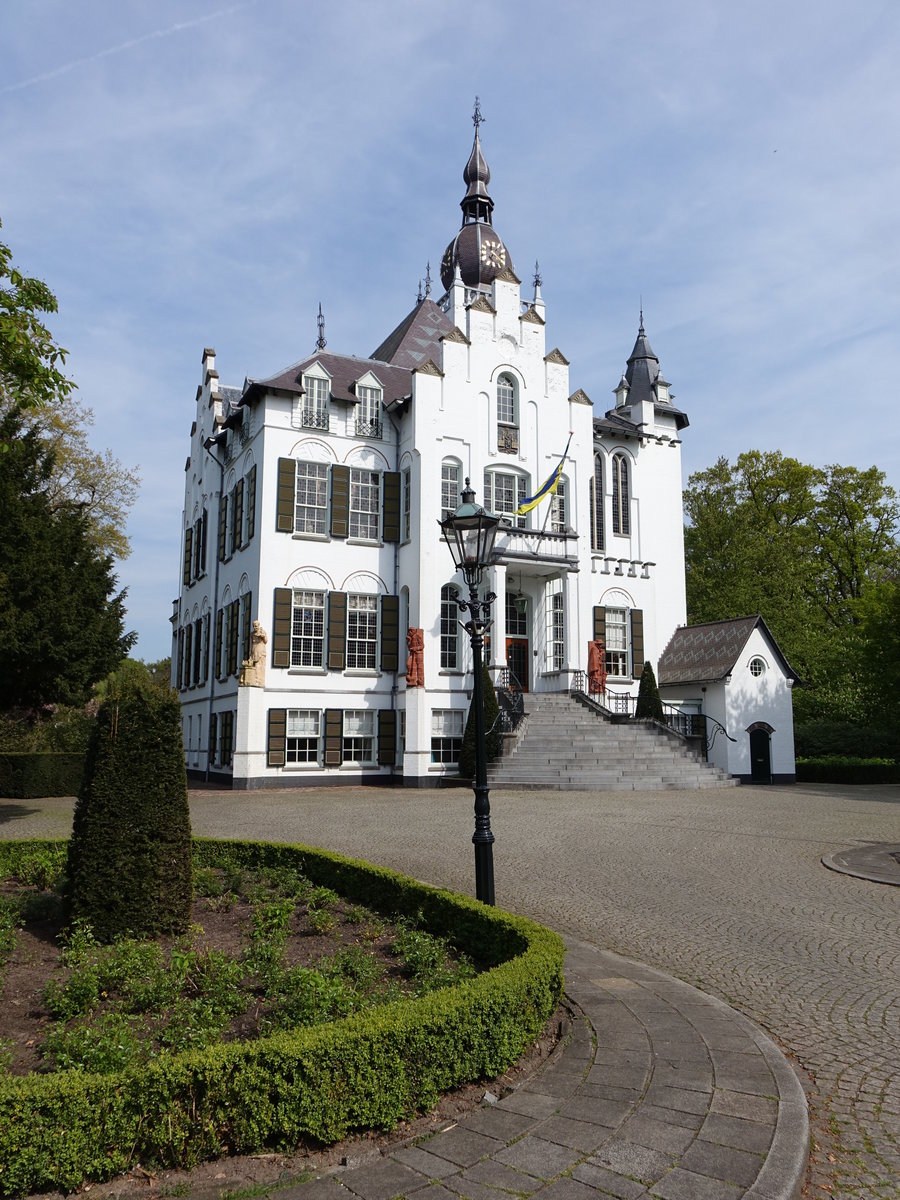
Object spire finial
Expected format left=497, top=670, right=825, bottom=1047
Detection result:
left=533, top=260, right=542, bottom=290
left=316, top=302, right=326, bottom=350
left=639, top=297, right=644, bottom=334
left=416, top=279, right=423, bottom=304
left=424, top=261, right=432, bottom=297
left=472, top=96, right=484, bottom=129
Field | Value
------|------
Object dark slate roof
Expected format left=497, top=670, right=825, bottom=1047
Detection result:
left=623, top=322, right=660, bottom=407
left=241, top=352, right=412, bottom=407
left=657, top=616, right=801, bottom=685
left=594, top=411, right=642, bottom=440
left=370, top=298, right=456, bottom=369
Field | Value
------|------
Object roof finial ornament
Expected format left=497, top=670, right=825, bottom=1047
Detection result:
left=424, top=262, right=432, bottom=297
left=533, top=260, right=542, bottom=290
left=315, top=303, right=326, bottom=351
left=472, top=96, right=484, bottom=129
left=639, top=297, right=644, bottom=334
left=416, top=279, right=423, bottom=304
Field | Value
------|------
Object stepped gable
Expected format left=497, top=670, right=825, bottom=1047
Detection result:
left=241, top=351, right=412, bottom=406
left=658, top=615, right=800, bottom=685
left=370, top=297, right=456, bottom=369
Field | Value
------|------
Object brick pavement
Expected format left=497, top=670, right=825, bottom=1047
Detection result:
left=4, top=782, right=898, bottom=1198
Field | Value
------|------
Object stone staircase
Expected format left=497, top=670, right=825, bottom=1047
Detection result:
left=488, top=692, right=738, bottom=790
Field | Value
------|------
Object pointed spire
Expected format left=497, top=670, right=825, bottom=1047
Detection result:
left=533, top=261, right=542, bottom=290
left=639, top=297, right=644, bottom=334
left=461, top=97, right=494, bottom=226
left=315, top=303, right=326, bottom=351
left=416, top=279, right=423, bottom=304
left=424, top=262, right=432, bottom=298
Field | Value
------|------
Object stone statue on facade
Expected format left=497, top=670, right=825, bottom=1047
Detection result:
left=239, top=620, right=268, bottom=687
left=406, top=627, right=425, bottom=688
left=587, top=638, right=607, bottom=696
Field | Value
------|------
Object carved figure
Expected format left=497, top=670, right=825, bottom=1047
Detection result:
left=239, top=620, right=268, bottom=687
left=587, top=639, right=607, bottom=696
left=406, top=627, right=425, bottom=688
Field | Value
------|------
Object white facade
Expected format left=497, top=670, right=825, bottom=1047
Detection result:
left=171, top=124, right=694, bottom=789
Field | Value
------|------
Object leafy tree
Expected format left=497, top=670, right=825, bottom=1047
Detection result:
left=67, top=685, right=192, bottom=942
left=635, top=662, right=664, bottom=721
left=0, top=406, right=134, bottom=709
left=0, top=220, right=75, bottom=414
left=94, top=658, right=172, bottom=704
left=458, top=662, right=501, bottom=779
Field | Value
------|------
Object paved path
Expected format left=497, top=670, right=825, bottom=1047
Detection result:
left=4, top=783, right=899, bottom=1198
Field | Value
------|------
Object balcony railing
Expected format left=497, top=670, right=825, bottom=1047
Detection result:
left=355, top=417, right=382, bottom=439
left=492, top=522, right=578, bottom=565
left=302, top=408, right=330, bottom=430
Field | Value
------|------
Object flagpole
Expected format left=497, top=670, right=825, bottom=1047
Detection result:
left=538, top=431, right=573, bottom=534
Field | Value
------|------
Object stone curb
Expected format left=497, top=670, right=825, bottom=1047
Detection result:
left=821, top=843, right=900, bottom=887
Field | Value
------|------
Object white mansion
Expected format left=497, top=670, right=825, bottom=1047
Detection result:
left=171, top=112, right=792, bottom=788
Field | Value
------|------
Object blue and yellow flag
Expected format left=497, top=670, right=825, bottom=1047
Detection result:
left=516, top=433, right=573, bottom=516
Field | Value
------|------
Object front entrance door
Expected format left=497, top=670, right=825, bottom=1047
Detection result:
left=506, top=639, right=529, bottom=692
left=749, top=728, right=772, bottom=783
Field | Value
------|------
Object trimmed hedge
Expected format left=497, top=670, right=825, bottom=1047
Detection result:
left=796, top=756, right=900, bottom=785
left=0, top=838, right=564, bottom=1196
left=0, top=754, right=83, bottom=799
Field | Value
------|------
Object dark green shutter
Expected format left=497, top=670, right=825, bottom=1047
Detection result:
left=218, top=494, right=228, bottom=561
left=276, top=458, right=295, bottom=532
left=200, top=508, right=208, bottom=573
left=378, top=709, right=397, bottom=766
left=382, top=471, right=401, bottom=543
left=184, top=624, right=193, bottom=687
left=272, top=588, right=293, bottom=667
left=241, top=592, right=252, bottom=665
left=231, top=479, right=244, bottom=553
left=209, top=713, right=218, bottom=764
left=324, top=709, right=343, bottom=766
left=182, top=528, right=193, bottom=585
left=593, top=606, right=606, bottom=643
left=227, top=600, right=240, bottom=675
left=215, top=608, right=224, bottom=679
left=246, top=465, right=257, bottom=541
left=380, top=595, right=400, bottom=672
left=221, top=711, right=234, bottom=766
left=327, top=591, right=347, bottom=669
left=267, top=709, right=287, bottom=767
left=631, top=609, right=644, bottom=679
left=201, top=612, right=210, bottom=684
left=176, top=628, right=185, bottom=690
left=331, top=464, right=350, bottom=538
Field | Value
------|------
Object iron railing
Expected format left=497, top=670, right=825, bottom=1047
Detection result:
left=493, top=667, right=526, bottom=733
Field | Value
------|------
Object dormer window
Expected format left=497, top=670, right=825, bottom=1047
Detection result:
left=497, top=372, right=518, bottom=454
left=301, top=374, right=330, bottom=430
left=355, top=384, right=382, bottom=439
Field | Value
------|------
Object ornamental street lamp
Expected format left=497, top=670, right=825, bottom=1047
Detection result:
left=439, top=479, right=501, bottom=905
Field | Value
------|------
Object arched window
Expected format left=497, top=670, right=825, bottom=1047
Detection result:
left=590, top=454, right=604, bottom=551
left=497, top=373, right=518, bottom=453
left=550, top=476, right=569, bottom=534
left=612, top=453, right=630, bottom=536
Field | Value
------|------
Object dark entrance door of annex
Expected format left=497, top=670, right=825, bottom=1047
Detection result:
left=749, top=728, right=772, bottom=783
left=506, top=639, right=529, bottom=692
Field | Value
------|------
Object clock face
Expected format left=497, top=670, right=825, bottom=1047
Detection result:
left=480, top=239, right=506, bottom=269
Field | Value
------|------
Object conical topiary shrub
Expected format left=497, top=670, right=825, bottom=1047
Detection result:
left=634, top=661, right=665, bottom=722
left=66, top=686, right=192, bottom=941
left=458, top=662, right=501, bottom=779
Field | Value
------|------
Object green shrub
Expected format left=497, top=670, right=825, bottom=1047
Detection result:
left=458, top=662, right=502, bottom=779
left=795, top=756, right=900, bottom=784
left=0, top=753, right=84, bottom=799
left=66, top=689, right=192, bottom=942
left=634, top=662, right=664, bottom=721
left=0, top=837, right=564, bottom=1196
left=794, top=720, right=898, bottom=760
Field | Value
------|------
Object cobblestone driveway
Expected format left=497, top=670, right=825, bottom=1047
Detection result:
left=7, top=782, right=898, bottom=1198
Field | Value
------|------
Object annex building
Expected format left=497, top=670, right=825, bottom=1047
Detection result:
left=171, top=110, right=796, bottom=788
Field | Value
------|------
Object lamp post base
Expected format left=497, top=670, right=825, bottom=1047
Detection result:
left=474, top=836, right=495, bottom=906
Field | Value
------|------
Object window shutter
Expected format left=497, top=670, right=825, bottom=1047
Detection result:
left=218, top=494, right=228, bottom=561
left=231, top=479, right=244, bottom=554
left=327, top=591, right=347, bottom=669
left=272, top=588, right=293, bottom=668
left=324, top=708, right=343, bottom=765
left=276, top=458, right=295, bottom=532
left=201, top=612, right=210, bottom=684
left=182, top=528, right=193, bottom=585
left=176, top=628, right=185, bottom=690
left=331, top=464, right=350, bottom=538
left=378, top=709, right=397, bottom=766
left=209, top=712, right=218, bottom=764
left=631, top=609, right=644, bottom=679
left=593, top=606, right=606, bottom=643
left=227, top=600, right=240, bottom=675
left=200, top=508, right=208, bottom=573
left=184, top=624, right=193, bottom=688
left=193, top=618, right=202, bottom=685
left=267, top=709, right=287, bottom=767
left=380, top=595, right=400, bottom=672
left=241, top=593, right=252, bottom=665
left=215, top=608, right=224, bottom=679
left=382, top=471, right=401, bottom=543
left=246, top=465, right=257, bottom=541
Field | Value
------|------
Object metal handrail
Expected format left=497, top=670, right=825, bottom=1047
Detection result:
left=493, top=667, right=526, bottom=733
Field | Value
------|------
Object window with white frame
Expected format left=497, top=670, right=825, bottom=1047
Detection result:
left=302, top=376, right=329, bottom=429
left=605, top=606, right=629, bottom=676
left=355, top=385, right=382, bottom=438
left=431, top=709, right=464, bottom=764
left=441, top=459, right=461, bottom=517
left=612, top=453, right=630, bottom=536
left=590, top=454, right=604, bottom=552
left=440, top=585, right=460, bottom=669
left=484, top=470, right=528, bottom=527
left=402, top=467, right=411, bottom=540
left=349, top=468, right=380, bottom=540
left=286, top=709, right=320, bottom=763
left=547, top=581, right=565, bottom=671
left=347, top=594, right=378, bottom=669
left=294, top=461, right=329, bottom=535
left=749, top=657, right=767, bottom=678
left=342, top=710, right=375, bottom=764
left=496, top=373, right=519, bottom=453
left=291, top=590, right=325, bottom=667
left=550, top=478, right=568, bottom=533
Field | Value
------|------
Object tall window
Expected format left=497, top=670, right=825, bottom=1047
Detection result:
left=506, top=591, right=527, bottom=636
left=441, top=459, right=461, bottom=517
left=497, top=373, right=518, bottom=453
left=347, top=594, right=378, bottom=669
left=355, top=385, right=382, bottom=438
left=605, top=607, right=628, bottom=676
left=294, top=462, right=329, bottom=534
left=286, top=710, right=320, bottom=763
left=291, top=590, right=325, bottom=667
left=402, top=467, right=411, bottom=540
left=612, top=453, right=630, bottom=536
left=590, top=454, right=605, bottom=552
left=547, top=581, right=565, bottom=671
left=343, top=710, right=375, bottom=764
left=349, top=468, right=380, bottom=540
left=440, top=585, right=460, bottom=669
left=431, top=710, right=464, bottom=764
left=484, top=470, right=527, bottom=527
left=302, top=376, right=329, bottom=429
left=550, top=478, right=568, bottom=533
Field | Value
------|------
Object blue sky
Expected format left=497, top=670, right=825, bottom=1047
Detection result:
left=3, top=1, right=898, bottom=661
